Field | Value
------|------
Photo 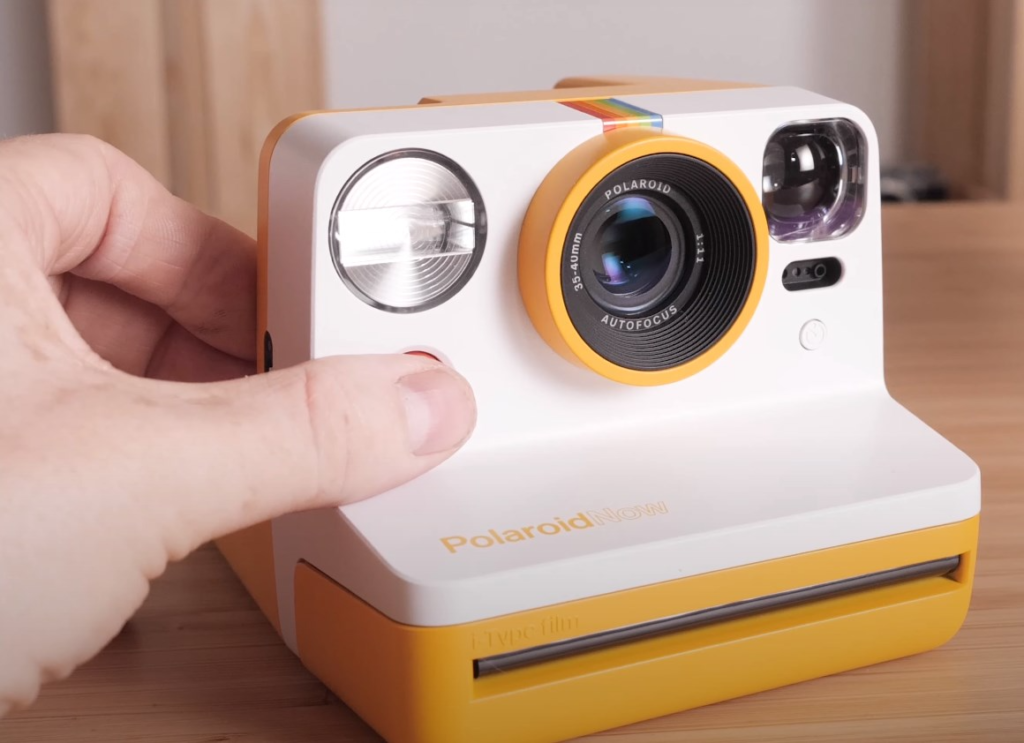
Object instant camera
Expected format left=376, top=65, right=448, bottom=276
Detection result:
left=219, top=76, right=980, bottom=743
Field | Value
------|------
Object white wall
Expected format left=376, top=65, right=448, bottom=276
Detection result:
left=321, top=0, right=908, bottom=163
left=0, top=0, right=54, bottom=138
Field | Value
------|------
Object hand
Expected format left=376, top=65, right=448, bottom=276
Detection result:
left=0, top=135, right=476, bottom=713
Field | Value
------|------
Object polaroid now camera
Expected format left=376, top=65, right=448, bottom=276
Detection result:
left=219, top=76, right=980, bottom=743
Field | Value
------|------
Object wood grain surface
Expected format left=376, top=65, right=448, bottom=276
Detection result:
left=47, top=0, right=173, bottom=188
left=46, top=0, right=324, bottom=235
left=2, top=203, right=1021, bottom=742
left=162, top=0, right=324, bottom=234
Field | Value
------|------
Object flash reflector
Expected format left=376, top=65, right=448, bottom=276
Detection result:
left=329, top=151, right=486, bottom=312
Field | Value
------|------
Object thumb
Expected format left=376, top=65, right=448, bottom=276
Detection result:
left=125, top=353, right=476, bottom=552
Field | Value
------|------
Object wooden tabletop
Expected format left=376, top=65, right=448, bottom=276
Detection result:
left=4, top=203, right=1022, bottom=742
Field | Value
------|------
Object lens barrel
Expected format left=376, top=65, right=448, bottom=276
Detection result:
left=560, top=153, right=758, bottom=372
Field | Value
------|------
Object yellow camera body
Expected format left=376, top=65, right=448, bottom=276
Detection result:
left=221, top=77, right=980, bottom=743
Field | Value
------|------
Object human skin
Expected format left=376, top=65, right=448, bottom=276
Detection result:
left=0, top=134, right=477, bottom=713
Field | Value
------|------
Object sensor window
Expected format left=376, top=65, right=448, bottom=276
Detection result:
left=782, top=257, right=842, bottom=291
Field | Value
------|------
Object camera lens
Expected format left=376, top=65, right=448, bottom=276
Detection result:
left=557, top=152, right=757, bottom=372
left=519, top=131, right=769, bottom=384
left=582, top=195, right=683, bottom=316
left=762, top=119, right=866, bottom=242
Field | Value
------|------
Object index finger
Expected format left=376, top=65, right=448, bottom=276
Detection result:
left=0, top=134, right=257, bottom=360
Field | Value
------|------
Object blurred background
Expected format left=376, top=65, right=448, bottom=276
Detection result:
left=1, top=0, right=1021, bottom=234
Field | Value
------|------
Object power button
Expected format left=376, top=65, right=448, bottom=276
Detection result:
left=799, top=320, right=827, bottom=351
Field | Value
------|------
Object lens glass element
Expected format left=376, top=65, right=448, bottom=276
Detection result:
left=593, top=197, right=671, bottom=293
left=330, top=152, right=486, bottom=311
left=762, top=119, right=866, bottom=242
left=582, top=195, right=684, bottom=316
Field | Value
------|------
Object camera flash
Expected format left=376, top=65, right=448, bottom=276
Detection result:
left=329, top=151, right=486, bottom=312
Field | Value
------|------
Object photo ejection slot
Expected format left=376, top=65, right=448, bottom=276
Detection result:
left=473, top=556, right=960, bottom=678
left=782, top=258, right=842, bottom=291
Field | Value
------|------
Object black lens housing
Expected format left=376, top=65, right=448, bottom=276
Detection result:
left=560, top=154, right=757, bottom=372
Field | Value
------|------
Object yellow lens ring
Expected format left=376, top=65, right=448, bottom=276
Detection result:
left=518, top=128, right=769, bottom=386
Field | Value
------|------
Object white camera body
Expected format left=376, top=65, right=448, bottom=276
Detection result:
left=220, top=78, right=980, bottom=743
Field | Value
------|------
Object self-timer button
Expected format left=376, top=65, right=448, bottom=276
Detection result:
left=799, top=320, right=827, bottom=351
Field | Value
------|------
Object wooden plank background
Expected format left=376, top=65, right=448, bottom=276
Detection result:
left=905, top=0, right=1024, bottom=200
left=46, top=0, right=324, bottom=235
left=47, top=0, right=173, bottom=187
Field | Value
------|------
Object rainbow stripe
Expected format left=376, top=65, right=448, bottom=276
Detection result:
left=560, top=98, right=664, bottom=132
